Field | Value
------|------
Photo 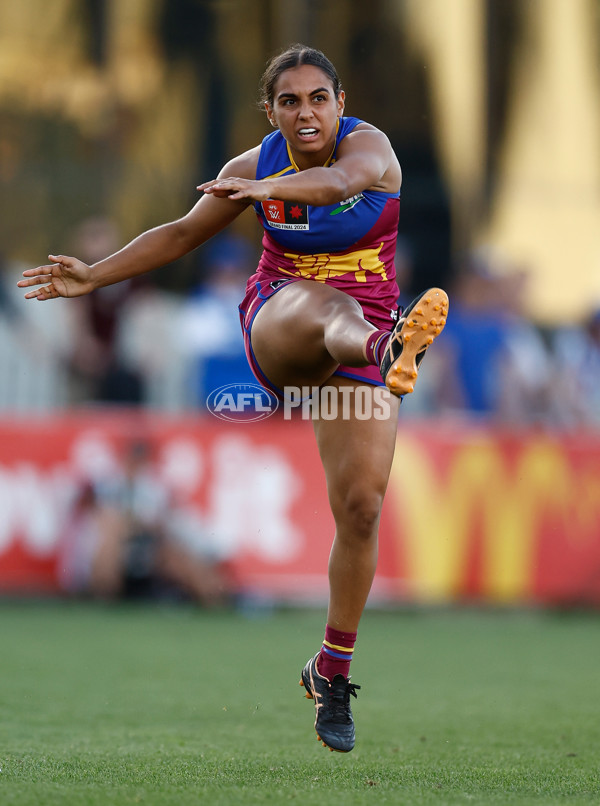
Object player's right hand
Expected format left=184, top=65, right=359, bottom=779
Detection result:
left=18, top=255, right=94, bottom=300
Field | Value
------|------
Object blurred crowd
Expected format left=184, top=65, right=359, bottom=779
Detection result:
left=1, top=216, right=599, bottom=431
left=2, top=218, right=599, bottom=606
left=59, top=438, right=233, bottom=606
left=402, top=247, right=600, bottom=430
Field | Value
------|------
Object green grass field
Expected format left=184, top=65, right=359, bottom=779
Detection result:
left=1, top=602, right=600, bottom=805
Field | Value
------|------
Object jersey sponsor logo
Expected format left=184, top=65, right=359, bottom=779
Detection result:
left=281, top=242, right=388, bottom=283
left=262, top=200, right=309, bottom=230
left=329, top=193, right=364, bottom=216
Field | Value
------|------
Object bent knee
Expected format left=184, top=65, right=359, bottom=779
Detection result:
left=330, top=485, right=384, bottom=540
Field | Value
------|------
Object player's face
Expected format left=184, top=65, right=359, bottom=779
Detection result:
left=266, top=65, right=345, bottom=170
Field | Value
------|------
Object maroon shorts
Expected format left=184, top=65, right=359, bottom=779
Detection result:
left=238, top=277, right=395, bottom=398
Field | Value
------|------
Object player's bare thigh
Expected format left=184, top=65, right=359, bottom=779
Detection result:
left=250, top=280, right=365, bottom=390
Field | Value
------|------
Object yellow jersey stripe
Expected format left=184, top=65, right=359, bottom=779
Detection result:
left=262, top=165, right=295, bottom=180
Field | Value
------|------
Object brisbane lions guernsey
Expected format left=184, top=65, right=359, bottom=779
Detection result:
left=251, top=116, right=401, bottom=326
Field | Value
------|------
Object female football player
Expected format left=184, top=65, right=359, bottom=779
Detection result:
left=19, top=44, right=448, bottom=752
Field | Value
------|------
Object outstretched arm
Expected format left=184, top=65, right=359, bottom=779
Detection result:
left=19, top=149, right=259, bottom=301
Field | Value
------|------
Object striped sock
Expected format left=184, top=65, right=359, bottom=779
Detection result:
left=364, top=329, right=390, bottom=367
left=317, top=625, right=357, bottom=681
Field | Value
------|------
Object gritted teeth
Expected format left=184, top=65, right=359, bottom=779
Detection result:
left=299, top=128, right=318, bottom=135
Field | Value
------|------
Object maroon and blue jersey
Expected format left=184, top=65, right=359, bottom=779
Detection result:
left=239, top=116, right=401, bottom=392
left=250, top=116, right=401, bottom=326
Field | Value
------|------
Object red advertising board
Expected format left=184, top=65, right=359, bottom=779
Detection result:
left=387, top=423, right=600, bottom=606
left=1, top=412, right=599, bottom=606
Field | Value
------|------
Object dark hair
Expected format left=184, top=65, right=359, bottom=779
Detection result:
left=259, top=44, right=342, bottom=107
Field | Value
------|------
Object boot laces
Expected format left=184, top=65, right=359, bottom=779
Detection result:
left=328, top=676, right=360, bottom=721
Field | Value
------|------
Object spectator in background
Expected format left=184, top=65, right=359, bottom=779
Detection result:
left=432, top=247, right=553, bottom=423
left=432, top=248, right=508, bottom=416
left=551, top=307, right=600, bottom=429
left=59, top=439, right=232, bottom=605
left=65, top=216, right=144, bottom=404
left=58, top=479, right=107, bottom=596
left=493, top=267, right=554, bottom=425
left=179, top=233, right=256, bottom=405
